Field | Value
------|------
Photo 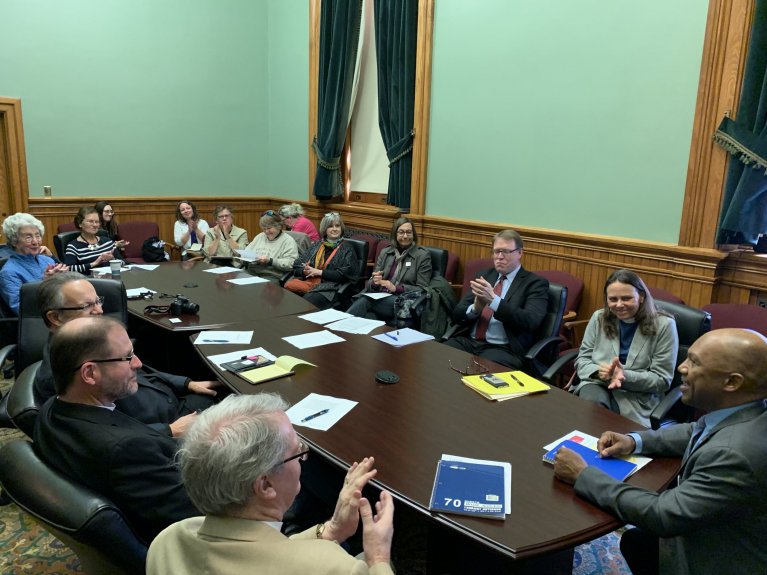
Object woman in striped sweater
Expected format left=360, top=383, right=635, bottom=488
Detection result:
left=64, top=206, right=121, bottom=274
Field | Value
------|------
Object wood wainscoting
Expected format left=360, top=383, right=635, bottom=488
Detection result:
left=27, top=197, right=766, bottom=319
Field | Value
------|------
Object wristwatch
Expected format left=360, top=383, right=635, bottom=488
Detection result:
left=315, top=522, right=326, bottom=539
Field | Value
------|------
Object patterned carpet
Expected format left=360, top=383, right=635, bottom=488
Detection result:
left=0, top=377, right=630, bottom=575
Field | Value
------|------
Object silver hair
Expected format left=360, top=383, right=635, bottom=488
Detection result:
left=177, top=393, right=291, bottom=515
left=2, top=213, right=45, bottom=247
left=319, top=212, right=344, bottom=238
left=38, top=271, right=89, bottom=327
left=278, top=203, right=303, bottom=219
left=259, top=214, right=282, bottom=230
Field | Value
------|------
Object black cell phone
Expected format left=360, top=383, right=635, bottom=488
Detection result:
left=221, top=355, right=274, bottom=373
left=480, top=374, right=509, bottom=388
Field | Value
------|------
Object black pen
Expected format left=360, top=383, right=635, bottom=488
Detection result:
left=301, top=409, right=329, bottom=423
left=510, top=373, right=525, bottom=387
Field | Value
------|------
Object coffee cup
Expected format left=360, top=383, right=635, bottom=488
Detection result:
left=109, top=260, right=122, bottom=274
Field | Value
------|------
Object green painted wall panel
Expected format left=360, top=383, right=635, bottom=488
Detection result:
left=426, top=0, right=708, bottom=242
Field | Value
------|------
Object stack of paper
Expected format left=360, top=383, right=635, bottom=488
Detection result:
left=372, top=328, right=434, bottom=347
left=461, top=371, right=549, bottom=401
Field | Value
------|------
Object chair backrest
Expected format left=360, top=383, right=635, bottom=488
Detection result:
left=57, top=222, right=78, bottom=233
left=341, top=237, right=369, bottom=286
left=285, top=230, right=311, bottom=255
left=117, top=221, right=160, bottom=261
left=444, top=251, right=459, bottom=283
left=0, top=258, right=18, bottom=350
left=349, top=233, right=379, bottom=263
left=15, top=278, right=128, bottom=377
left=54, top=230, right=81, bottom=261
left=423, top=246, right=448, bottom=278
left=536, top=270, right=584, bottom=318
left=701, top=303, right=767, bottom=336
left=7, top=361, right=41, bottom=436
left=648, top=285, right=685, bottom=304
left=373, top=239, right=392, bottom=263
left=460, top=258, right=494, bottom=297
left=0, top=439, right=148, bottom=575
left=655, top=300, right=712, bottom=390
left=525, top=282, right=568, bottom=377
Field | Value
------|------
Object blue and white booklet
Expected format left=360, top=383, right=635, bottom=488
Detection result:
left=429, top=454, right=511, bottom=520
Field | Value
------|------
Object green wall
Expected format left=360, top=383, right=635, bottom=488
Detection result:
left=0, top=0, right=273, bottom=198
left=426, top=0, right=709, bottom=243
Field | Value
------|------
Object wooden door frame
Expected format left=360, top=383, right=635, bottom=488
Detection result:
left=0, top=97, right=29, bottom=218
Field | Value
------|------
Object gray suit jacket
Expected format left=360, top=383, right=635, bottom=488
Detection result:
left=148, top=516, right=394, bottom=575
left=573, top=310, right=678, bottom=426
left=574, top=401, right=767, bottom=575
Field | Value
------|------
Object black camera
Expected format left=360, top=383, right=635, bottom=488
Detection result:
left=169, top=296, right=199, bottom=315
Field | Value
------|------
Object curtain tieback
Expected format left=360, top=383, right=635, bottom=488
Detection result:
left=386, top=129, right=415, bottom=167
left=312, top=136, right=341, bottom=171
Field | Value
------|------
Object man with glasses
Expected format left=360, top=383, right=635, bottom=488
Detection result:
left=34, top=316, right=200, bottom=543
left=148, top=394, right=395, bottom=575
left=34, top=272, right=220, bottom=438
left=445, top=229, right=548, bottom=369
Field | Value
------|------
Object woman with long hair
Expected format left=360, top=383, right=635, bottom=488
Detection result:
left=174, top=200, right=210, bottom=259
left=571, top=269, right=679, bottom=426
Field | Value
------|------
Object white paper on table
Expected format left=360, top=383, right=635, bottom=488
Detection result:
left=372, top=327, right=434, bottom=347
left=442, top=453, right=512, bottom=515
left=203, top=266, right=241, bottom=274
left=206, top=347, right=277, bottom=369
left=298, top=309, right=353, bottom=325
left=233, top=249, right=258, bottom=262
left=168, top=318, right=182, bottom=324
left=227, top=276, right=269, bottom=285
left=91, top=265, right=130, bottom=274
left=128, top=264, right=160, bottom=271
left=286, top=393, right=358, bottom=430
left=194, top=331, right=254, bottom=345
left=282, top=330, right=346, bottom=349
left=363, top=292, right=392, bottom=300
left=542, top=429, right=652, bottom=474
left=324, top=316, right=386, bottom=334
left=125, top=287, right=157, bottom=298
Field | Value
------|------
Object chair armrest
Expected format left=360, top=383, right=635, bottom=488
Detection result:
left=562, top=310, right=576, bottom=322
left=649, top=387, right=683, bottom=430
left=8, top=362, right=42, bottom=437
left=540, top=348, right=579, bottom=383
left=0, top=344, right=17, bottom=371
left=440, top=323, right=467, bottom=342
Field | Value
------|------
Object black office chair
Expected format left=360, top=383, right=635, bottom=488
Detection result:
left=649, top=300, right=711, bottom=429
left=423, top=246, right=448, bottom=278
left=285, top=230, right=312, bottom=255
left=0, top=439, right=148, bottom=575
left=53, top=230, right=80, bottom=262
left=6, top=362, right=41, bottom=437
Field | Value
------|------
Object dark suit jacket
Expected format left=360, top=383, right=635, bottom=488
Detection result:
left=33, top=398, right=199, bottom=543
left=34, top=343, right=211, bottom=436
left=574, top=401, right=767, bottom=575
left=451, top=266, right=549, bottom=357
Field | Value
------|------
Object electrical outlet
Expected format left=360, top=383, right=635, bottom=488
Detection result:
left=43, top=185, right=52, bottom=197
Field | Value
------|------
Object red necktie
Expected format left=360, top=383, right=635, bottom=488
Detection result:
left=475, top=275, right=506, bottom=342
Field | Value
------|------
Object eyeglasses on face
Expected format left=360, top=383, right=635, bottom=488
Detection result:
left=448, top=358, right=490, bottom=376
left=216, top=213, right=232, bottom=220
left=281, top=440, right=310, bottom=464
left=54, top=296, right=105, bottom=312
left=73, top=349, right=135, bottom=372
left=396, top=229, right=414, bottom=236
left=19, top=233, right=43, bottom=243
left=82, top=219, right=101, bottom=226
left=492, top=248, right=521, bottom=257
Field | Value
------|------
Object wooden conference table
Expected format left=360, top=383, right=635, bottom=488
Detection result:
left=104, top=261, right=316, bottom=372
left=194, top=314, right=681, bottom=573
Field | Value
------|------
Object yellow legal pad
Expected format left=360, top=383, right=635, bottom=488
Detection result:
left=461, top=371, right=550, bottom=401
left=237, top=356, right=316, bottom=385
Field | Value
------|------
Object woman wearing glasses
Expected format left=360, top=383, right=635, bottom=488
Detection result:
left=202, top=205, right=248, bottom=263
left=174, top=200, right=210, bottom=260
left=0, top=212, right=67, bottom=313
left=93, top=201, right=128, bottom=251
left=571, top=269, right=679, bottom=427
left=347, top=217, right=432, bottom=322
left=64, top=206, right=122, bottom=274
left=242, top=211, right=298, bottom=280
left=285, top=212, right=356, bottom=309
left=278, top=203, right=320, bottom=242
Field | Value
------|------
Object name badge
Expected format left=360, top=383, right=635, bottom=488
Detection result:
left=406, top=262, right=412, bottom=267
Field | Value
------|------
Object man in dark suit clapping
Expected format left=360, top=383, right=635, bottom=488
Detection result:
left=445, top=229, right=548, bottom=368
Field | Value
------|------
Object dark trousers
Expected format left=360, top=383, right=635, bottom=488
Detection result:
left=347, top=295, right=396, bottom=323
left=443, top=335, right=523, bottom=369
left=620, top=527, right=659, bottom=575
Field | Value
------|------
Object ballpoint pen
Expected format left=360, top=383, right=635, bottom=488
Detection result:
left=510, top=373, right=525, bottom=387
left=384, top=332, right=398, bottom=341
left=301, top=409, right=329, bottom=423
